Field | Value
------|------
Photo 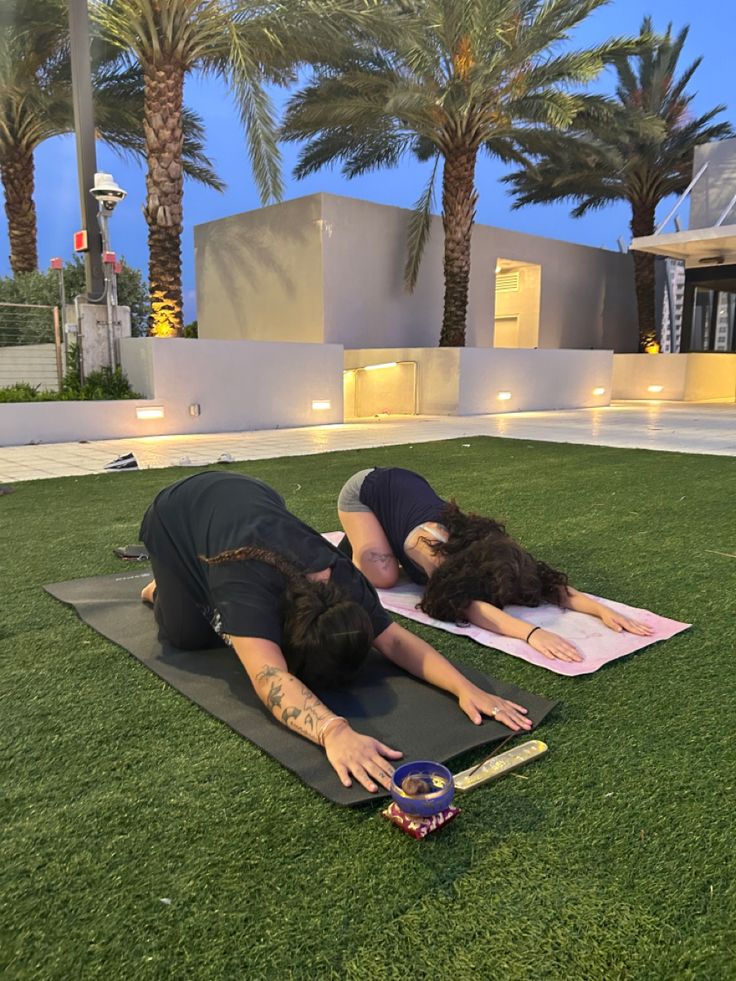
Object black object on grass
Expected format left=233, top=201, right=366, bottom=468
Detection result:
left=113, top=544, right=150, bottom=561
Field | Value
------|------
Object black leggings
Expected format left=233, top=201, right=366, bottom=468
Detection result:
left=150, top=553, right=219, bottom=651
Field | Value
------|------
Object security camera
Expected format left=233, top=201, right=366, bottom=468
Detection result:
left=90, top=172, right=127, bottom=211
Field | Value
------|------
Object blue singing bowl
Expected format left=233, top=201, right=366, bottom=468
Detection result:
left=390, top=761, right=455, bottom=816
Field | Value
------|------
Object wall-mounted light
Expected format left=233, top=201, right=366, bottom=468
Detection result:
left=647, top=385, right=664, bottom=394
left=311, top=399, right=332, bottom=410
left=188, top=403, right=201, bottom=417
left=361, top=361, right=398, bottom=371
left=497, top=391, right=512, bottom=401
left=592, top=387, right=606, bottom=396
left=136, top=405, right=164, bottom=420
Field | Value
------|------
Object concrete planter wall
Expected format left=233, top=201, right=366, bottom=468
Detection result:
left=344, top=348, right=613, bottom=417
left=612, top=353, right=736, bottom=401
left=0, top=338, right=344, bottom=447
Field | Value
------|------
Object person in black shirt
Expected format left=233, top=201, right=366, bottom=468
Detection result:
left=338, top=467, right=653, bottom=665
left=140, top=471, right=532, bottom=793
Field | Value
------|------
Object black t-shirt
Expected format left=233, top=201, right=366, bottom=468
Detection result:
left=359, top=467, right=447, bottom=584
left=139, top=471, right=392, bottom=646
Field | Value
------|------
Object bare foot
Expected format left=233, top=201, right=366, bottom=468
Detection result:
left=141, top=579, right=156, bottom=605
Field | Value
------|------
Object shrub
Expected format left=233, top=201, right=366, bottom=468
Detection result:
left=0, top=368, right=141, bottom=402
left=0, top=382, right=44, bottom=403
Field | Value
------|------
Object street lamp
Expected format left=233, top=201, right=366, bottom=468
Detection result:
left=90, top=171, right=127, bottom=369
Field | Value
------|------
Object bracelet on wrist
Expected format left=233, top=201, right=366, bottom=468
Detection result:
left=317, top=715, right=348, bottom=747
left=525, top=625, right=541, bottom=644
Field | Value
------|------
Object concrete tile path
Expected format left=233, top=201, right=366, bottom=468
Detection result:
left=0, top=401, right=733, bottom=484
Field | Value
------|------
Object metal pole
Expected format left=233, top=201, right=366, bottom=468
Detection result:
left=55, top=266, right=68, bottom=371
left=654, top=162, right=709, bottom=235
left=68, top=0, right=105, bottom=299
left=53, top=307, right=64, bottom=389
left=715, top=191, right=736, bottom=228
left=98, top=209, right=117, bottom=369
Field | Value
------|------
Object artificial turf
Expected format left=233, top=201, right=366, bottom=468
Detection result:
left=1, top=436, right=735, bottom=980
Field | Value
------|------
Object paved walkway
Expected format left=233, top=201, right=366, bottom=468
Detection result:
left=0, top=401, right=733, bottom=483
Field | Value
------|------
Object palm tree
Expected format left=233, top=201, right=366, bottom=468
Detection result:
left=92, top=0, right=292, bottom=336
left=503, top=17, right=733, bottom=350
left=93, top=0, right=432, bottom=336
left=0, top=0, right=221, bottom=278
left=282, top=0, right=639, bottom=346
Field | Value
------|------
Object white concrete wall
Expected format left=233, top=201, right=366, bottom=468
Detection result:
left=345, top=347, right=612, bottom=415
left=684, top=354, right=736, bottom=401
left=0, top=338, right=344, bottom=446
left=0, top=344, right=59, bottom=390
left=120, top=338, right=344, bottom=435
left=458, top=349, right=613, bottom=413
left=196, top=193, right=639, bottom=352
left=612, top=353, right=736, bottom=401
left=195, top=196, right=325, bottom=344
left=322, top=194, right=638, bottom=351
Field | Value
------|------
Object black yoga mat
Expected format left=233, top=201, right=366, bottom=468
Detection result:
left=45, top=570, right=558, bottom=806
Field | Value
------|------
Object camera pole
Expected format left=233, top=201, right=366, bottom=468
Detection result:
left=68, top=0, right=105, bottom=300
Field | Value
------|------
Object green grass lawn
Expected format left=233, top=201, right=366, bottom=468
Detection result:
left=2, top=437, right=735, bottom=980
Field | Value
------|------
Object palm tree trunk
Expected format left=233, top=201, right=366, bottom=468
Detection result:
left=1, top=146, right=38, bottom=274
left=143, top=61, right=184, bottom=336
left=439, top=145, right=478, bottom=347
left=630, top=200, right=657, bottom=351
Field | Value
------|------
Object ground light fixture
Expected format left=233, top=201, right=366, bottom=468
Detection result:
left=497, top=391, right=512, bottom=401
left=592, top=387, right=606, bottom=396
left=311, top=400, right=332, bottom=410
left=136, top=406, right=165, bottom=420
left=647, top=385, right=664, bottom=394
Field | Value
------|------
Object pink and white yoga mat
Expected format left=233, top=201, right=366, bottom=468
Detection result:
left=324, top=533, right=691, bottom=676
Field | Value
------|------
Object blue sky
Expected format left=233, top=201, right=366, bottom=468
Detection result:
left=1, top=0, right=731, bottom=324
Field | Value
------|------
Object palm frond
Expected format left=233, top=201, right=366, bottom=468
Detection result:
left=404, top=154, right=440, bottom=291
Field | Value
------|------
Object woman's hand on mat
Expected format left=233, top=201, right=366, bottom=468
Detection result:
left=599, top=609, right=654, bottom=635
left=528, top=628, right=582, bottom=662
left=458, top=686, right=532, bottom=732
left=324, top=722, right=403, bottom=792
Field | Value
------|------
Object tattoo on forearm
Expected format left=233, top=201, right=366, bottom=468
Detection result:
left=255, top=665, right=331, bottom=742
left=266, top=682, right=283, bottom=711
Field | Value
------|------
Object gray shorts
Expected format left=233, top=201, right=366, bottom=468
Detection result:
left=337, top=469, right=375, bottom=512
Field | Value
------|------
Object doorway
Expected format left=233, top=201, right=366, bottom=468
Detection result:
left=493, top=260, right=541, bottom=347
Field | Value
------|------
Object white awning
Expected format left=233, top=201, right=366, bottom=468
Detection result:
left=630, top=225, right=736, bottom=267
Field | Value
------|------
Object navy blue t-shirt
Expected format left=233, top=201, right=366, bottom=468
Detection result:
left=359, top=468, right=447, bottom=584
left=139, top=471, right=392, bottom=645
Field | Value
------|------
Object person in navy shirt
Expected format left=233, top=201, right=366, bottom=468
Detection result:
left=337, top=467, right=652, bottom=664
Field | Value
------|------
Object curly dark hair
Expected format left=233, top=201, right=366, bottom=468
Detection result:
left=204, top=545, right=373, bottom=687
left=419, top=504, right=569, bottom=623
left=421, top=500, right=508, bottom=556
